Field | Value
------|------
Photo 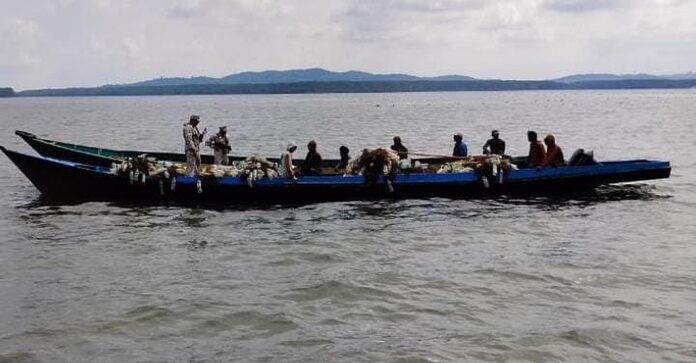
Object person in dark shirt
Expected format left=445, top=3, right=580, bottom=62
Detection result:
left=338, top=145, right=350, bottom=169
left=540, top=133, right=565, bottom=167
left=527, top=131, right=546, bottom=167
left=301, top=140, right=323, bottom=175
left=390, top=136, right=408, bottom=160
left=483, top=130, right=505, bottom=155
left=452, top=133, right=468, bottom=157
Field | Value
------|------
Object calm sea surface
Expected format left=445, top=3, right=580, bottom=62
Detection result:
left=1, top=90, right=695, bottom=362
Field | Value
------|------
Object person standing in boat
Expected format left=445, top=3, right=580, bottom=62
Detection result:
left=483, top=130, right=505, bottom=155
left=540, top=133, right=565, bottom=167
left=390, top=136, right=408, bottom=160
left=183, top=115, right=206, bottom=176
left=279, top=142, right=298, bottom=181
left=452, top=133, right=468, bottom=157
left=301, top=140, right=323, bottom=175
left=206, top=126, right=231, bottom=165
left=527, top=131, right=546, bottom=167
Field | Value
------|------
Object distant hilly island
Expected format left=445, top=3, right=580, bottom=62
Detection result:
left=555, top=72, right=696, bottom=83
left=4, top=68, right=696, bottom=97
left=122, top=68, right=478, bottom=87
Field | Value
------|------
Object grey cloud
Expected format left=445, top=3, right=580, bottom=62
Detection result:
left=167, top=6, right=208, bottom=19
left=543, top=0, right=629, bottom=12
left=166, top=0, right=217, bottom=19
left=343, top=0, right=486, bottom=18
left=376, top=0, right=487, bottom=13
left=336, top=0, right=487, bottom=42
left=165, top=0, right=293, bottom=20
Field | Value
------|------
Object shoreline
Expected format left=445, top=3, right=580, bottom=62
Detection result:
left=8, top=79, right=696, bottom=98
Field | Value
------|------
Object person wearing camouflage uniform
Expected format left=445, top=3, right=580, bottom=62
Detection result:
left=206, top=126, right=231, bottom=165
left=183, top=115, right=206, bottom=176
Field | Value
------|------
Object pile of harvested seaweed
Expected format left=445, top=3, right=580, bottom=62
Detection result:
left=346, top=148, right=400, bottom=183
left=437, top=155, right=517, bottom=175
left=110, top=154, right=279, bottom=186
left=109, top=154, right=166, bottom=184
left=239, top=155, right=279, bottom=187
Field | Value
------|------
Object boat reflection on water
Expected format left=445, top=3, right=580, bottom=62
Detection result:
left=497, top=183, right=670, bottom=209
left=17, top=183, right=669, bottom=213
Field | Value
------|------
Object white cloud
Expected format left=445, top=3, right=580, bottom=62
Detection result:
left=0, top=17, right=42, bottom=75
left=0, top=0, right=694, bottom=89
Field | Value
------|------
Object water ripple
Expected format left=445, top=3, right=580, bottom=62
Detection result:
left=1, top=91, right=695, bottom=362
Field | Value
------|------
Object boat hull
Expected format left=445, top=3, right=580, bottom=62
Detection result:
left=2, top=146, right=671, bottom=204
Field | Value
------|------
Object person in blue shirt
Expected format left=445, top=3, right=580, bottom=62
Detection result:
left=452, top=133, right=468, bottom=157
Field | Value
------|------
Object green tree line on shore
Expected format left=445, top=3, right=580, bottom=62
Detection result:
left=7, top=79, right=696, bottom=97
left=0, top=88, right=14, bottom=97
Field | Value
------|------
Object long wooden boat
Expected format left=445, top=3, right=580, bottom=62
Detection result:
left=1, top=146, right=671, bottom=203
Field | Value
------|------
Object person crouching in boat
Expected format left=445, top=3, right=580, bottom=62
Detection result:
left=206, top=126, right=231, bottom=165
left=390, top=136, right=408, bottom=160
left=280, top=142, right=298, bottom=181
left=527, top=130, right=546, bottom=168
left=301, top=140, right=323, bottom=175
left=338, top=145, right=350, bottom=171
left=183, top=115, right=206, bottom=176
left=452, top=133, right=468, bottom=157
left=540, top=133, right=565, bottom=167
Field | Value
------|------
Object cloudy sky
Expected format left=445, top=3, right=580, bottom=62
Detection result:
left=2, top=0, right=695, bottom=90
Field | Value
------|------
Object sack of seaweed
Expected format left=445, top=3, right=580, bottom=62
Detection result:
left=568, top=149, right=597, bottom=166
left=437, top=155, right=518, bottom=174
left=199, top=164, right=239, bottom=178
left=112, top=154, right=186, bottom=179
left=110, top=154, right=155, bottom=174
left=346, top=148, right=400, bottom=183
left=437, top=160, right=475, bottom=174
left=238, top=155, right=279, bottom=186
left=110, top=154, right=170, bottom=183
left=475, top=155, right=517, bottom=176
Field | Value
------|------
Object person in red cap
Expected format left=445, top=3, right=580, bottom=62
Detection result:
left=540, top=133, right=565, bottom=167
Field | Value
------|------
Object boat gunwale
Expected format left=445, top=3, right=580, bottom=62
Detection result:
left=17, top=147, right=671, bottom=186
